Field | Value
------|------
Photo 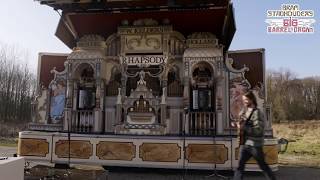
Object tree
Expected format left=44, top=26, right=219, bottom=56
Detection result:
left=267, top=69, right=320, bottom=122
left=0, top=43, right=36, bottom=123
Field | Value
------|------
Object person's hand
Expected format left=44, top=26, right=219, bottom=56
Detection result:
left=231, top=121, right=240, bottom=128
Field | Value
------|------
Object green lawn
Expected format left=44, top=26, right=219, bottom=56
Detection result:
left=0, top=137, right=18, bottom=147
left=273, top=121, right=320, bottom=167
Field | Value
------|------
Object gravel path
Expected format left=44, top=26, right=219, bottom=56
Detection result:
left=106, top=166, right=320, bottom=180
left=0, top=146, right=17, bottom=157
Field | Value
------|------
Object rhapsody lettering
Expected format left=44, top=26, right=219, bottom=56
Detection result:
left=265, top=4, right=315, bottom=34
left=120, top=56, right=167, bottom=65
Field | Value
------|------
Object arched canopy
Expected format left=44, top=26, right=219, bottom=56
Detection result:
left=73, top=63, right=95, bottom=79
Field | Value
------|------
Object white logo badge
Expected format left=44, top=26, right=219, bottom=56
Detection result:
left=265, top=4, right=315, bottom=34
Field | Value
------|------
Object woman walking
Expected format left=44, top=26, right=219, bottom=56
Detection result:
left=233, top=91, right=276, bottom=180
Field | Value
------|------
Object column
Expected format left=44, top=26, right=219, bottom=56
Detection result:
left=116, top=88, right=122, bottom=125
left=215, top=73, right=224, bottom=135
left=183, top=77, right=190, bottom=108
left=94, top=79, right=104, bottom=133
left=183, top=60, right=190, bottom=107
left=160, top=87, right=167, bottom=125
left=121, top=76, right=127, bottom=97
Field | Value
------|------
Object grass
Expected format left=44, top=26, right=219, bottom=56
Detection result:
left=0, top=122, right=25, bottom=147
left=0, top=137, right=18, bottom=147
left=273, top=120, right=320, bottom=167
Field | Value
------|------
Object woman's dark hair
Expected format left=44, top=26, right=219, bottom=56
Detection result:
left=243, top=91, right=257, bottom=107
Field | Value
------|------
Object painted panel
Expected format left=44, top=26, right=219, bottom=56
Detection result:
left=18, top=131, right=278, bottom=171
left=55, top=140, right=92, bottom=159
left=228, top=50, right=266, bottom=124
left=18, top=138, right=49, bottom=157
left=186, top=144, right=228, bottom=164
left=229, top=74, right=249, bottom=121
left=139, top=143, right=181, bottom=162
left=39, top=54, right=67, bottom=88
left=97, top=141, right=135, bottom=161
left=228, top=50, right=264, bottom=89
left=49, top=80, right=66, bottom=123
left=235, top=145, right=278, bottom=165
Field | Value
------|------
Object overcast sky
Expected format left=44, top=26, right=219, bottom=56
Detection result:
left=0, top=0, right=319, bottom=78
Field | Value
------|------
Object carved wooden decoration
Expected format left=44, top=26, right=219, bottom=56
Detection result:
left=186, top=144, right=228, bottom=164
left=55, top=140, right=92, bottom=159
left=97, top=141, right=135, bottom=161
left=18, top=138, right=49, bottom=157
left=125, top=35, right=162, bottom=52
left=235, top=145, right=278, bottom=165
left=139, top=143, right=181, bottom=162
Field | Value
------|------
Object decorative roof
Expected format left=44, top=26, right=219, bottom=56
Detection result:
left=40, top=0, right=235, bottom=51
left=36, top=0, right=227, bottom=11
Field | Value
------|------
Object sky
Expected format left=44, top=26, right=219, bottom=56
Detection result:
left=0, top=0, right=319, bottom=78
left=230, top=0, right=320, bottom=78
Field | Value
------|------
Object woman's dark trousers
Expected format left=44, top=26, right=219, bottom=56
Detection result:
left=233, top=145, right=276, bottom=180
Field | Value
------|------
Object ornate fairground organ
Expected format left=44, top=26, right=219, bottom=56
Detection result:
left=19, top=0, right=278, bottom=171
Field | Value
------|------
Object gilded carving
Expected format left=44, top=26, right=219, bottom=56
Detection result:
left=169, top=36, right=185, bottom=56
left=225, top=58, right=249, bottom=73
left=118, top=26, right=172, bottom=35
left=96, top=141, right=135, bottom=161
left=186, top=32, right=218, bottom=48
left=235, top=145, right=278, bottom=165
left=186, top=144, right=228, bottom=164
left=35, top=89, right=48, bottom=123
left=125, top=35, right=162, bottom=52
left=106, top=34, right=120, bottom=57
left=139, top=143, right=181, bottom=162
left=55, top=140, right=93, bottom=159
left=76, top=34, right=106, bottom=49
left=18, top=138, right=49, bottom=157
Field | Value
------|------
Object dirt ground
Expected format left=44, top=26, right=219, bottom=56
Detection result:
left=1, top=146, right=319, bottom=180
